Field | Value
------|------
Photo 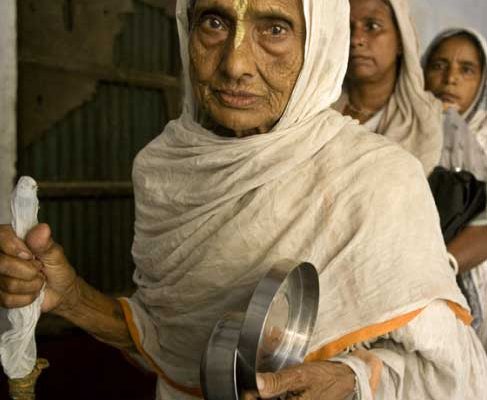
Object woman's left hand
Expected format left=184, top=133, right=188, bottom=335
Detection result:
left=241, top=361, right=355, bottom=400
left=241, top=349, right=383, bottom=400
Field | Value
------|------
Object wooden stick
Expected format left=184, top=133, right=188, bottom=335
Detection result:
left=8, top=359, right=49, bottom=400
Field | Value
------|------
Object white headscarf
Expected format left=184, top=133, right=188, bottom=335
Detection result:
left=423, top=28, right=487, bottom=179
left=124, top=0, right=468, bottom=396
left=334, top=0, right=444, bottom=175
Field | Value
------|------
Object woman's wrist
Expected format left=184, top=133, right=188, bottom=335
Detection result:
left=51, top=275, right=82, bottom=318
left=333, top=361, right=360, bottom=400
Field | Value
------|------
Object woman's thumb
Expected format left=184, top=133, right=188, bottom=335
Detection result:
left=25, top=224, right=65, bottom=266
left=257, top=370, right=297, bottom=399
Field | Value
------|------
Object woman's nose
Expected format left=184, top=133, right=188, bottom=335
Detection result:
left=350, top=28, right=366, bottom=48
left=219, top=34, right=256, bottom=81
left=445, top=67, right=460, bottom=85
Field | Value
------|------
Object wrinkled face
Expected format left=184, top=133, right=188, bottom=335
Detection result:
left=189, top=0, right=305, bottom=137
left=425, top=35, right=484, bottom=114
left=347, top=0, right=402, bottom=83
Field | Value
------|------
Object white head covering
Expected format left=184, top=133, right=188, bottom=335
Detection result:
left=124, top=0, right=468, bottom=397
left=334, top=0, right=444, bottom=175
left=423, top=28, right=487, bottom=179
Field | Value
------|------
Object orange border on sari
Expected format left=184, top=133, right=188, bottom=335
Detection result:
left=118, top=298, right=204, bottom=398
left=119, top=298, right=472, bottom=396
left=306, top=301, right=472, bottom=362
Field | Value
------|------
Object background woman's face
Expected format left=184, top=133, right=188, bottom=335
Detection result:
left=188, top=0, right=305, bottom=137
left=425, top=35, right=484, bottom=114
left=347, top=0, right=402, bottom=84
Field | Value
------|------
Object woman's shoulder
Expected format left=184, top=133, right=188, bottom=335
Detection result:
left=325, top=122, right=427, bottom=182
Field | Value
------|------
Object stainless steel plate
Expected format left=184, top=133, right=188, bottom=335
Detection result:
left=237, top=260, right=319, bottom=391
left=201, top=261, right=319, bottom=399
left=201, top=312, right=244, bottom=400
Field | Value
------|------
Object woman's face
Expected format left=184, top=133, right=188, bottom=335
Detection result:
left=188, top=0, right=305, bottom=137
left=425, top=35, right=484, bottom=114
left=347, top=0, right=402, bottom=84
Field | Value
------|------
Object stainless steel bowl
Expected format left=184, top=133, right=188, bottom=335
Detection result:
left=237, top=260, right=319, bottom=391
left=201, top=260, right=319, bottom=399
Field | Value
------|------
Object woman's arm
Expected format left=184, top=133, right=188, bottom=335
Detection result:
left=0, top=223, right=136, bottom=352
left=447, top=226, right=487, bottom=274
left=52, top=276, right=136, bottom=352
left=369, top=301, right=487, bottom=399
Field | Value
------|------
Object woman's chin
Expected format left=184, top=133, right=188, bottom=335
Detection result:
left=209, top=110, right=273, bottom=136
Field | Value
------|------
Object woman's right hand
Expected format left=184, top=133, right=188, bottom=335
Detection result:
left=0, top=223, right=79, bottom=313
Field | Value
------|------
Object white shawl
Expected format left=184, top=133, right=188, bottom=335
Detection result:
left=122, top=0, right=469, bottom=394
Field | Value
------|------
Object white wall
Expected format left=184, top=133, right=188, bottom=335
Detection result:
left=411, top=0, right=487, bottom=51
left=0, top=1, right=17, bottom=224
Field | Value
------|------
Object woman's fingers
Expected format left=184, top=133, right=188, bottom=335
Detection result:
left=257, top=367, right=307, bottom=399
left=0, top=253, right=44, bottom=308
left=0, top=273, right=44, bottom=295
left=0, top=291, right=41, bottom=308
left=0, top=254, right=42, bottom=281
left=0, top=224, right=33, bottom=260
left=256, top=361, right=357, bottom=399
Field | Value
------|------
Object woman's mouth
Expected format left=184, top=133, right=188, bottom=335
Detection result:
left=349, top=55, right=374, bottom=66
left=439, top=92, right=460, bottom=104
left=215, top=89, right=260, bottom=109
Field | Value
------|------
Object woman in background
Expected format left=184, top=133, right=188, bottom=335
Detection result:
left=335, top=0, right=487, bottom=352
left=424, top=28, right=487, bottom=350
left=333, top=0, right=443, bottom=175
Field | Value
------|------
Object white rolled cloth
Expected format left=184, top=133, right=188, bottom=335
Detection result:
left=0, top=176, right=45, bottom=379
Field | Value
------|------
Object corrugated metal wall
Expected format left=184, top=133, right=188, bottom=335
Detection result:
left=18, top=1, right=180, bottom=294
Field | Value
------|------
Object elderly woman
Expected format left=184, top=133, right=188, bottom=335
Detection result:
left=333, top=0, right=443, bottom=175
left=424, top=28, right=487, bottom=351
left=0, top=1, right=486, bottom=399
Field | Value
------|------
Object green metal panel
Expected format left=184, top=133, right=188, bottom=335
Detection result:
left=18, top=1, right=180, bottom=293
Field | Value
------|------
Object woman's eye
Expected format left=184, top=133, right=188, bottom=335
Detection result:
left=461, top=66, right=475, bottom=75
left=430, top=61, right=446, bottom=71
left=201, top=16, right=226, bottom=31
left=262, top=24, right=289, bottom=37
left=366, top=22, right=381, bottom=31
left=270, top=25, right=285, bottom=35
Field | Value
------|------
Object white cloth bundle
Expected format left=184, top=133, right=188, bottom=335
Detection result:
left=0, top=176, right=45, bottom=379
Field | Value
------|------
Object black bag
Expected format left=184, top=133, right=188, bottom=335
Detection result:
left=428, top=166, right=486, bottom=244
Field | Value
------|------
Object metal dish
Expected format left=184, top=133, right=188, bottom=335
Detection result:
left=200, top=312, right=244, bottom=400
left=237, top=260, right=319, bottom=391
left=201, top=260, right=319, bottom=399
